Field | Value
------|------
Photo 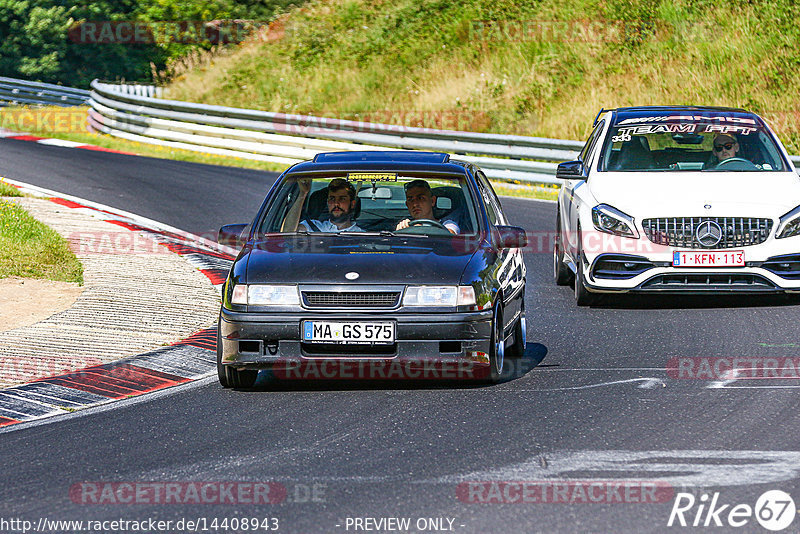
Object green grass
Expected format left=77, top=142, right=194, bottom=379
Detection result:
left=0, top=197, right=83, bottom=284
left=162, top=0, right=800, bottom=154
left=493, top=183, right=558, bottom=202
left=0, top=182, right=23, bottom=197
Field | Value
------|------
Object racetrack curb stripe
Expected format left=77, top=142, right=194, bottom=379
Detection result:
left=40, top=364, right=190, bottom=399
left=0, top=343, right=215, bottom=428
left=48, top=197, right=87, bottom=209
left=2, top=132, right=137, bottom=155
left=0, top=179, right=228, bottom=430
left=74, top=144, right=135, bottom=155
left=173, top=327, right=217, bottom=351
left=6, top=135, right=45, bottom=142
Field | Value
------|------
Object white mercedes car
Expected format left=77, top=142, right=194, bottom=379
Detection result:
left=554, top=106, right=800, bottom=305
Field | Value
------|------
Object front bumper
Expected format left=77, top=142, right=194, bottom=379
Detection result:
left=219, top=307, right=494, bottom=371
left=581, top=247, right=800, bottom=293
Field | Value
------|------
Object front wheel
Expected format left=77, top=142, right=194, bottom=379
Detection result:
left=507, top=301, right=526, bottom=359
left=554, top=215, right=573, bottom=286
left=226, top=367, right=258, bottom=389
left=486, top=302, right=505, bottom=383
left=574, top=251, right=598, bottom=306
left=217, top=321, right=258, bottom=388
left=216, top=323, right=230, bottom=388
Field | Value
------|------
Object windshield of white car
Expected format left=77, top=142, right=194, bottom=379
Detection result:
left=257, top=174, right=478, bottom=236
left=598, top=116, right=788, bottom=172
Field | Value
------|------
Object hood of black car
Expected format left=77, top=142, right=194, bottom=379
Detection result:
left=241, top=235, right=481, bottom=285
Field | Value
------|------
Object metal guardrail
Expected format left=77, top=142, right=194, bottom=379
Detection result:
left=2, top=77, right=797, bottom=183
left=89, top=80, right=580, bottom=185
left=88, top=81, right=800, bottom=182
left=0, top=76, right=90, bottom=107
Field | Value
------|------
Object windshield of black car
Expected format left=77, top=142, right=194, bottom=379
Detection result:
left=257, top=174, right=478, bottom=236
left=598, top=115, right=788, bottom=172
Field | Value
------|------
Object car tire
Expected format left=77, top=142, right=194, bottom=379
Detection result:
left=554, top=214, right=573, bottom=286
left=574, top=229, right=597, bottom=306
left=574, top=251, right=597, bottom=307
left=507, top=300, right=526, bottom=359
left=226, top=366, right=258, bottom=389
left=487, top=301, right=505, bottom=383
left=217, top=321, right=259, bottom=388
left=216, top=322, right=230, bottom=388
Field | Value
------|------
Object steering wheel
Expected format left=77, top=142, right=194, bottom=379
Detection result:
left=714, top=157, right=759, bottom=171
left=407, top=218, right=448, bottom=230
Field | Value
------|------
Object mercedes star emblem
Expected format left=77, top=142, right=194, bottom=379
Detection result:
left=696, top=220, right=722, bottom=247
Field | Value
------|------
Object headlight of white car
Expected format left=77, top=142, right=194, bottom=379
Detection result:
left=403, top=286, right=476, bottom=307
left=777, top=206, right=800, bottom=239
left=231, top=284, right=300, bottom=305
left=591, top=204, right=639, bottom=238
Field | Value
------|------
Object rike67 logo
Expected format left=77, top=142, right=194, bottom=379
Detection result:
left=668, top=490, right=796, bottom=531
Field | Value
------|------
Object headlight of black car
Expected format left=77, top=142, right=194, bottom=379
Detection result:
left=231, top=284, right=300, bottom=306
left=402, top=286, right=476, bottom=307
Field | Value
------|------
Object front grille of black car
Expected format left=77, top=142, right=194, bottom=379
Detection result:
left=302, top=291, right=401, bottom=308
left=641, top=217, right=773, bottom=248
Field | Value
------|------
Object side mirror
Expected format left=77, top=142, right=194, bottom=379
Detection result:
left=556, top=160, right=585, bottom=180
left=218, top=223, right=248, bottom=248
left=495, top=225, right=527, bottom=249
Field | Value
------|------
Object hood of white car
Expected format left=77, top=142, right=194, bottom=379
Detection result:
left=589, top=172, right=800, bottom=218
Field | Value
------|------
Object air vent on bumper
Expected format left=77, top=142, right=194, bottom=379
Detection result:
left=591, top=255, right=656, bottom=279
left=762, top=254, right=800, bottom=280
left=640, top=273, right=776, bottom=291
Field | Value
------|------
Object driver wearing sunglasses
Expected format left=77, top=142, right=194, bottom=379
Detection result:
left=711, top=133, right=741, bottom=163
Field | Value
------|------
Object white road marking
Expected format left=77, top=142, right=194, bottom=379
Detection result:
left=706, top=367, right=800, bottom=389
left=706, top=367, right=743, bottom=389
left=435, top=450, right=800, bottom=488
left=514, top=377, right=666, bottom=391
left=35, top=138, right=84, bottom=148
left=533, top=367, right=668, bottom=372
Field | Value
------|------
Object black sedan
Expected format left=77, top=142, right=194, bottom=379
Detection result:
left=216, top=151, right=527, bottom=387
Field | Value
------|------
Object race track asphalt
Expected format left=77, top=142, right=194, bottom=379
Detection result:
left=2, top=138, right=799, bottom=533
